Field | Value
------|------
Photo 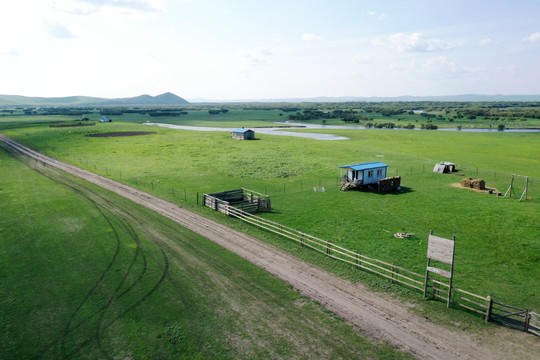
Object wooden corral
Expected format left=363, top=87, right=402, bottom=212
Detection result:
left=204, top=188, right=270, bottom=214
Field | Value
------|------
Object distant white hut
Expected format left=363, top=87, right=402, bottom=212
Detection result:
left=232, top=128, right=255, bottom=140
left=433, top=162, right=456, bottom=173
left=100, top=116, right=111, bottom=123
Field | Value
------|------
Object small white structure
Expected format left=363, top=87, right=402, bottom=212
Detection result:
left=232, top=128, right=255, bottom=140
left=100, top=116, right=111, bottom=123
left=433, top=162, right=455, bottom=173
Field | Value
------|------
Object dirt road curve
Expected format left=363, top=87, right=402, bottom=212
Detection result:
left=0, top=135, right=522, bottom=359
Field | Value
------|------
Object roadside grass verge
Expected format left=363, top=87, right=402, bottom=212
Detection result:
left=0, top=148, right=412, bottom=359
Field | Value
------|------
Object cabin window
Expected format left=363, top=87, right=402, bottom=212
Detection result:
left=368, top=170, right=374, bottom=177
left=377, top=169, right=382, bottom=176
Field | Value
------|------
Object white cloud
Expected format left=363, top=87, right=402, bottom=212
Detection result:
left=302, top=33, right=324, bottom=41
left=522, top=32, right=540, bottom=43
left=367, top=11, right=386, bottom=20
left=423, top=56, right=456, bottom=72
left=0, top=48, right=19, bottom=56
left=388, top=32, right=452, bottom=52
left=239, top=46, right=273, bottom=67
left=45, top=22, right=77, bottom=39
left=479, top=37, right=493, bottom=46
left=352, top=55, right=374, bottom=64
left=371, top=38, right=385, bottom=47
left=52, top=0, right=165, bottom=14
left=497, top=65, right=516, bottom=72
left=463, top=66, right=486, bottom=73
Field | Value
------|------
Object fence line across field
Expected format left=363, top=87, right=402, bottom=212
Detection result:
left=203, top=194, right=538, bottom=335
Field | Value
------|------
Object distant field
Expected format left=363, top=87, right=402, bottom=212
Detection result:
left=0, top=148, right=410, bottom=359
left=3, top=121, right=539, bottom=315
left=3, top=106, right=540, bottom=129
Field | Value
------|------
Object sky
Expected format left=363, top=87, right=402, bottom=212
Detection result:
left=1, top=0, right=540, bottom=101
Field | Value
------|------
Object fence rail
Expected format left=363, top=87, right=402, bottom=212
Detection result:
left=529, top=312, right=540, bottom=336
left=206, top=198, right=537, bottom=335
left=225, top=207, right=494, bottom=312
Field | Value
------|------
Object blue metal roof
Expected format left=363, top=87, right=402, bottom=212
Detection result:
left=232, top=128, right=253, bottom=133
left=339, top=162, right=388, bottom=171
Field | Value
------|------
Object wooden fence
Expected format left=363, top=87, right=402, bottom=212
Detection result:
left=204, top=188, right=271, bottom=214
left=208, top=204, right=537, bottom=335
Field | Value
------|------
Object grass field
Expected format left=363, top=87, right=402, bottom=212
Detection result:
left=2, top=120, right=538, bottom=317
left=0, top=148, right=411, bottom=359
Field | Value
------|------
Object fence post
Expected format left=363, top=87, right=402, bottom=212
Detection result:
left=197, top=192, right=199, bottom=205
left=391, top=262, right=394, bottom=284
left=485, top=295, right=493, bottom=322
left=356, top=251, right=359, bottom=269
left=525, top=310, right=530, bottom=332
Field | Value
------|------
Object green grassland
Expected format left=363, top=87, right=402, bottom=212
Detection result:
left=3, top=121, right=539, bottom=316
left=0, top=149, right=410, bottom=359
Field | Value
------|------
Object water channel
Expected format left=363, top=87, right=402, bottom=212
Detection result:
left=144, top=122, right=540, bottom=141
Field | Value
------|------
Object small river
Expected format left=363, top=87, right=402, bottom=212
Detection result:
left=144, top=122, right=539, bottom=141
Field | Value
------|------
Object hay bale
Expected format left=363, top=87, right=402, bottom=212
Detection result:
left=471, top=179, right=486, bottom=190
left=461, top=177, right=473, bottom=188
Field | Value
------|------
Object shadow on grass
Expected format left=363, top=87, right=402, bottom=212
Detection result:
left=350, top=185, right=415, bottom=195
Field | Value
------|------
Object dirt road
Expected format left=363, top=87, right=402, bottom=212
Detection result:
left=1, top=135, right=535, bottom=359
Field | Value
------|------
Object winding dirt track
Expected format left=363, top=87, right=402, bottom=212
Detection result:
left=0, top=135, right=527, bottom=359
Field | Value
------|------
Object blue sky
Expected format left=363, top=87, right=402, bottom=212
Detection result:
left=1, top=0, right=540, bottom=100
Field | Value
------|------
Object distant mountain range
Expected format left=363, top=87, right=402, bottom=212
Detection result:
left=0, top=92, right=189, bottom=106
left=190, top=94, right=540, bottom=103
left=2, top=93, right=540, bottom=106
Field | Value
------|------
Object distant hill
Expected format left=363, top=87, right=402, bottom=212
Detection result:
left=0, top=92, right=189, bottom=106
left=189, top=94, right=540, bottom=103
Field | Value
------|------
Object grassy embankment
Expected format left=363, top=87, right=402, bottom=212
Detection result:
left=0, top=147, right=410, bottom=359
left=3, top=121, right=538, bottom=318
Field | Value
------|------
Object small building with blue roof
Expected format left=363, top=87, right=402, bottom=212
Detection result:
left=340, top=162, right=389, bottom=186
left=232, top=128, right=255, bottom=140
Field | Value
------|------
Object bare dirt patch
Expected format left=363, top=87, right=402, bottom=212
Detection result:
left=86, top=131, right=156, bottom=137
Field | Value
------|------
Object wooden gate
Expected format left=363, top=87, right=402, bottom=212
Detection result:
left=528, top=311, right=540, bottom=336
left=490, top=301, right=530, bottom=332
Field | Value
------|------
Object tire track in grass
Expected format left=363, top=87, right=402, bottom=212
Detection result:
left=33, top=166, right=167, bottom=360
left=4, top=153, right=168, bottom=359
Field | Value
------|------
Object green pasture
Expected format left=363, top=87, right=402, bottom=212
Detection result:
left=3, top=121, right=539, bottom=315
left=0, top=149, right=409, bottom=359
